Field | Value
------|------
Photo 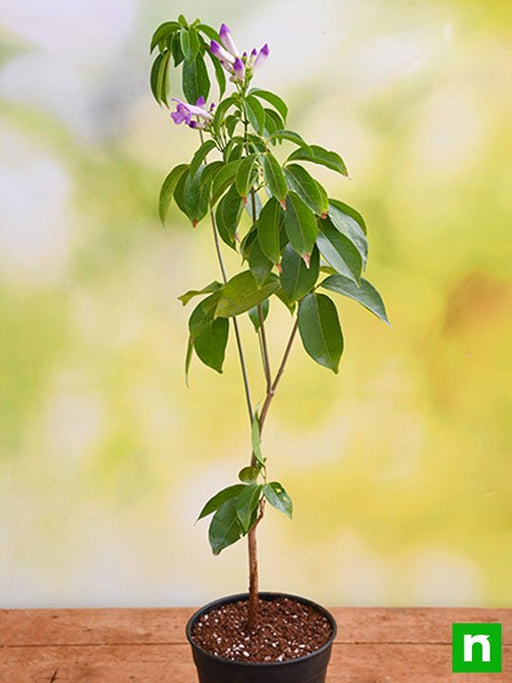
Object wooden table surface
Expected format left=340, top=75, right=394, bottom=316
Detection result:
left=1, top=606, right=510, bottom=682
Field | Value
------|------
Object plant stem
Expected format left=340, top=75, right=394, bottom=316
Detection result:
left=259, top=318, right=299, bottom=432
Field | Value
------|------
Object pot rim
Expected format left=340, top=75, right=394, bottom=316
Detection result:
left=185, top=591, right=337, bottom=668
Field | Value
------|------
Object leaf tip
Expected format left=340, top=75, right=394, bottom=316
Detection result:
left=302, top=253, right=311, bottom=269
left=279, top=199, right=287, bottom=211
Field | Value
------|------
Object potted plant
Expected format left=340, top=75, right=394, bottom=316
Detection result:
left=150, top=15, right=389, bottom=683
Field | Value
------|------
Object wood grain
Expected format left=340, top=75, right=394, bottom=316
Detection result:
left=1, top=607, right=510, bottom=681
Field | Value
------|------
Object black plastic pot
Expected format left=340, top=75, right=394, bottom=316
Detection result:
left=186, top=592, right=337, bottom=683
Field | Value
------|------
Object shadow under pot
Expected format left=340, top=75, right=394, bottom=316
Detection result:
left=186, top=592, right=337, bottom=683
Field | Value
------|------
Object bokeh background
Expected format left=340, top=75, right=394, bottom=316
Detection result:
left=1, top=0, right=511, bottom=609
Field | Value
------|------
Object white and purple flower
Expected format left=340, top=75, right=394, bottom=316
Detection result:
left=170, top=96, right=215, bottom=130
left=209, top=24, right=269, bottom=83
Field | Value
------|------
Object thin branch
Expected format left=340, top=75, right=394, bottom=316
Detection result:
left=258, top=305, right=272, bottom=392
left=259, top=317, right=299, bottom=432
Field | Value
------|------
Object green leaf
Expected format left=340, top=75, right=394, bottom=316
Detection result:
left=280, top=244, right=320, bottom=302
left=298, top=293, right=343, bottom=373
left=238, top=466, right=261, bottom=484
left=235, top=484, right=262, bottom=531
left=211, top=160, right=241, bottom=204
left=246, top=233, right=273, bottom=286
left=329, top=198, right=367, bottom=235
left=206, top=47, right=227, bottom=98
left=263, top=109, right=285, bottom=136
left=262, top=152, right=287, bottom=202
left=284, top=164, right=329, bottom=215
left=249, top=89, right=288, bottom=122
left=209, top=498, right=245, bottom=555
left=269, top=129, right=311, bottom=153
left=215, top=184, right=244, bottom=249
left=320, top=274, right=389, bottom=325
left=171, top=32, right=185, bottom=66
left=180, top=27, right=200, bottom=60
left=235, top=153, right=258, bottom=199
left=283, top=192, right=318, bottom=261
left=182, top=55, right=210, bottom=104
left=150, top=50, right=171, bottom=105
left=177, top=14, right=187, bottom=27
left=212, top=96, right=238, bottom=134
left=263, top=482, right=293, bottom=518
left=159, top=164, right=189, bottom=225
left=316, top=220, right=362, bottom=284
left=179, top=165, right=210, bottom=225
left=198, top=484, right=245, bottom=520
left=245, top=95, right=265, bottom=135
left=199, top=160, right=224, bottom=191
left=257, top=198, right=283, bottom=265
left=327, top=203, right=368, bottom=265
left=196, top=23, right=221, bottom=42
left=251, top=412, right=265, bottom=467
left=189, top=140, right=217, bottom=178
left=188, top=292, right=220, bottom=338
left=179, top=281, right=222, bottom=306
left=215, top=271, right=279, bottom=318
left=287, top=144, right=348, bottom=176
left=150, top=21, right=180, bottom=53
left=248, top=298, right=270, bottom=331
left=194, top=318, right=229, bottom=373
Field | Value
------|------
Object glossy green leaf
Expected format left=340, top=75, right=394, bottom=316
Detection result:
left=178, top=281, right=222, bottom=306
left=182, top=54, right=210, bottom=104
left=188, top=292, right=220, bottom=338
left=208, top=498, right=245, bottom=555
left=212, top=95, right=238, bottom=134
left=245, top=232, right=273, bottom=285
left=189, top=140, right=217, bottom=178
left=180, top=27, right=200, bottom=60
left=328, top=198, right=367, bottom=235
left=268, top=129, right=311, bottom=153
left=238, top=466, right=261, bottom=484
left=284, top=164, right=329, bottom=215
left=198, top=484, right=245, bottom=519
left=211, top=160, right=241, bottom=204
left=171, top=32, right=185, bottom=66
left=263, top=482, right=293, bottom=518
left=235, top=484, right=262, bottom=531
left=316, top=220, right=362, bottom=284
left=280, top=244, right=320, bottom=302
left=215, top=184, right=244, bottom=249
left=283, top=192, right=318, bottom=261
left=198, top=160, right=224, bottom=191
left=150, top=21, right=180, bottom=53
left=327, top=203, right=368, bottom=265
left=245, top=95, right=265, bottom=135
left=320, top=274, right=389, bottom=325
left=194, top=317, right=229, bottom=373
left=263, top=108, right=285, bottom=136
left=196, top=23, right=221, bottom=42
left=215, top=271, right=279, bottom=318
left=178, top=165, right=210, bottom=225
left=287, top=144, right=348, bottom=176
left=235, top=153, right=258, bottom=199
left=257, top=198, right=283, bottom=265
left=298, top=292, right=343, bottom=373
left=159, top=164, right=189, bottom=225
left=262, top=152, right=287, bottom=202
left=249, top=89, right=288, bottom=121
left=248, top=298, right=270, bottom=331
left=150, top=50, right=171, bottom=105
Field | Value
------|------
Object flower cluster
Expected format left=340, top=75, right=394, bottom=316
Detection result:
left=210, top=23, right=269, bottom=83
left=170, top=96, right=215, bottom=130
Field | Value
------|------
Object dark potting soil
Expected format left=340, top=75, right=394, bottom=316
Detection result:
left=190, top=596, right=333, bottom=663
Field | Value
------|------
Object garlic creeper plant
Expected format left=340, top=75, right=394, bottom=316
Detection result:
left=150, top=16, right=389, bottom=630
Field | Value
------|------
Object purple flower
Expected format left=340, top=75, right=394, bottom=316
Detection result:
left=233, top=58, right=245, bottom=82
left=170, top=97, right=214, bottom=129
left=219, top=23, right=239, bottom=57
left=252, top=44, right=270, bottom=71
left=210, top=40, right=235, bottom=65
left=247, top=48, right=258, bottom=68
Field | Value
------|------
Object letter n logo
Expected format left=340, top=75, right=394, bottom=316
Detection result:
left=452, top=623, right=502, bottom=673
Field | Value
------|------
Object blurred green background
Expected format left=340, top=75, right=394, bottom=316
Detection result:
left=1, top=0, right=511, bottom=608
